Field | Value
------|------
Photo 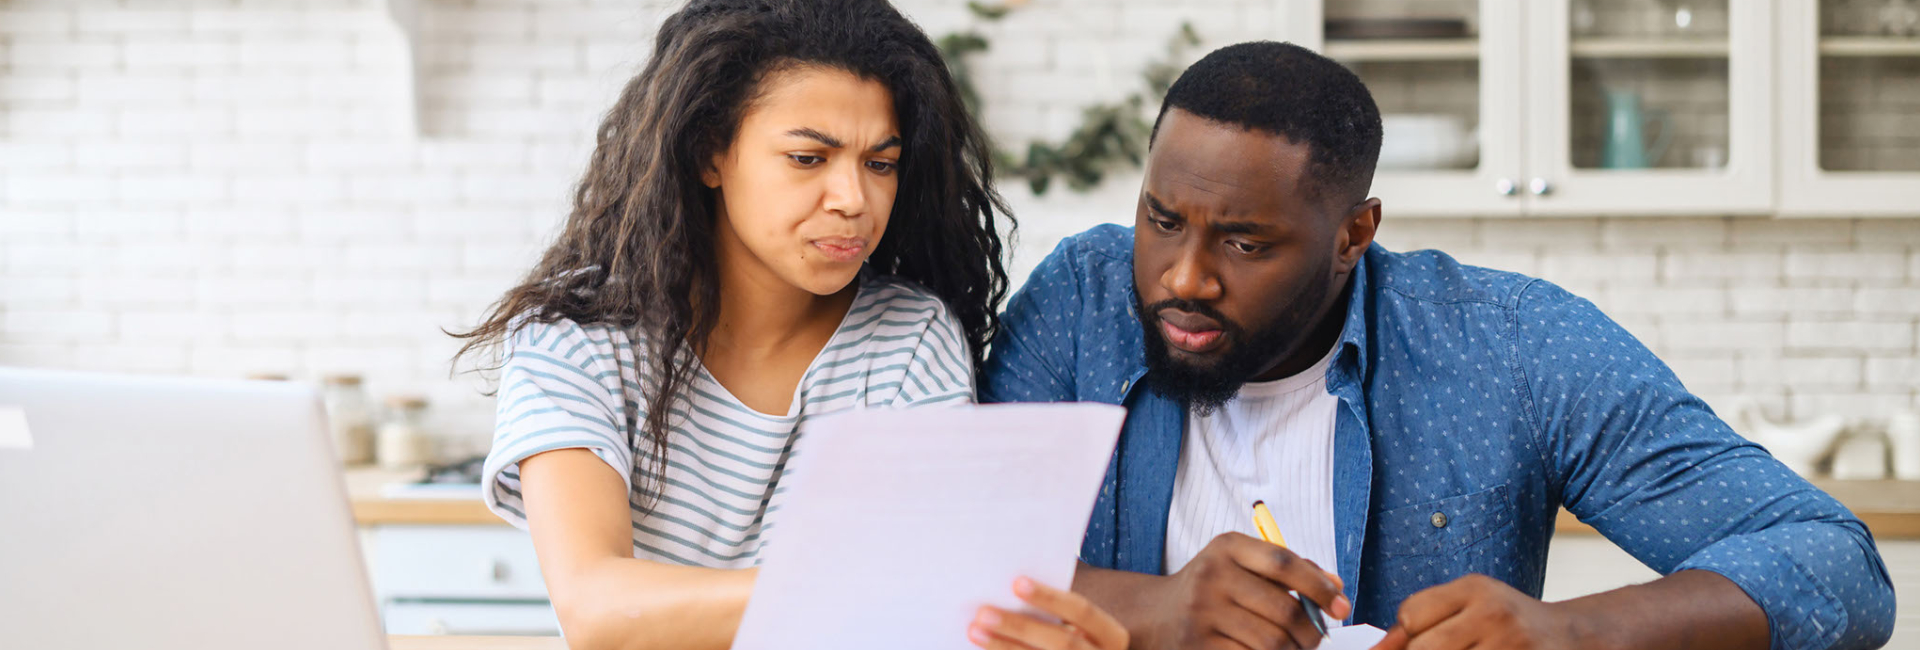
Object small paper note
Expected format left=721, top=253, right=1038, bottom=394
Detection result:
left=0, top=407, right=33, bottom=450
left=1322, top=624, right=1389, bottom=650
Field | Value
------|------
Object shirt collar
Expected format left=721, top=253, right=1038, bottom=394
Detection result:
left=1329, top=244, right=1376, bottom=388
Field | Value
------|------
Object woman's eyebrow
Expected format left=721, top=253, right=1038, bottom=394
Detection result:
left=785, top=127, right=842, bottom=148
left=870, top=135, right=902, bottom=152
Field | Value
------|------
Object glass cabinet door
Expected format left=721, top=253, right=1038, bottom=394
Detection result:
left=1292, top=0, right=1527, bottom=217
left=1524, top=0, right=1774, bottom=215
left=1777, top=0, right=1920, bottom=216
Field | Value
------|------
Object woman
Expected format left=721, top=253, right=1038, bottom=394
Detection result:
left=452, top=1, right=1126, bottom=649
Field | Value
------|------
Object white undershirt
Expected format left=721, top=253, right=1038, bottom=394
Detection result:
left=1163, top=343, right=1340, bottom=583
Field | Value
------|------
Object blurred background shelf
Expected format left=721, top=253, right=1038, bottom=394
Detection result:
left=1324, top=38, right=1481, bottom=61
left=1819, top=36, right=1920, bottom=56
left=1569, top=38, right=1730, bottom=58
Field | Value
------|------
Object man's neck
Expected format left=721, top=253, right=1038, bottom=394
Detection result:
left=1250, top=274, right=1353, bottom=382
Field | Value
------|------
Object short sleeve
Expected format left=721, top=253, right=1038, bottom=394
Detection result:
left=480, top=318, right=635, bottom=529
left=891, top=296, right=976, bottom=407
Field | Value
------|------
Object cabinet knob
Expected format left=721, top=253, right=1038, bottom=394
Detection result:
left=1495, top=178, right=1517, bottom=196
left=1528, top=177, right=1553, bottom=196
left=489, top=558, right=511, bottom=583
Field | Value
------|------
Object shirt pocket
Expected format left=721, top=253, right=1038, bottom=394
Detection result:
left=1375, top=483, right=1514, bottom=558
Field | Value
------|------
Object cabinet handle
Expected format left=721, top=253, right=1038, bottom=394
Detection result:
left=489, top=559, right=511, bottom=583
left=1528, top=178, right=1553, bottom=196
left=1495, top=178, right=1517, bottom=196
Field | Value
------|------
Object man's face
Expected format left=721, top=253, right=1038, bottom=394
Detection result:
left=1132, top=108, right=1352, bottom=413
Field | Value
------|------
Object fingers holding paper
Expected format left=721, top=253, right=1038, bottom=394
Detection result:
left=971, top=576, right=1129, bottom=650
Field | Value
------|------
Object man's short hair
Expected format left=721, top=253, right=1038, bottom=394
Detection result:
left=1151, top=41, right=1383, bottom=209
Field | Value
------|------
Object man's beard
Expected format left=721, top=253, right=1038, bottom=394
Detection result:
left=1136, top=266, right=1333, bottom=416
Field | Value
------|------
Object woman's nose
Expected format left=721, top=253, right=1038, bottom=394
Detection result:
left=822, top=161, right=867, bottom=217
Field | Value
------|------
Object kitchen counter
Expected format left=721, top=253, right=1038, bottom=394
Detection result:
left=391, top=636, right=561, bottom=650
left=346, top=467, right=505, bottom=526
left=346, top=468, right=1920, bottom=539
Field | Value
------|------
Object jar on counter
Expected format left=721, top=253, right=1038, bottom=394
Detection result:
left=378, top=395, right=435, bottom=470
left=322, top=374, right=375, bottom=466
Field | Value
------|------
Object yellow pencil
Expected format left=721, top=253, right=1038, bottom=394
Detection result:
left=1251, top=500, right=1329, bottom=638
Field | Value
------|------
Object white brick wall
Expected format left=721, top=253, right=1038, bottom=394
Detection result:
left=2, top=0, right=1917, bottom=458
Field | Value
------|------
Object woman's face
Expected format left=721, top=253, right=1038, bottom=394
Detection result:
left=705, top=65, right=901, bottom=297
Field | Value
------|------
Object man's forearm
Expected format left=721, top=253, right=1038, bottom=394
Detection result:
left=1556, top=569, right=1768, bottom=650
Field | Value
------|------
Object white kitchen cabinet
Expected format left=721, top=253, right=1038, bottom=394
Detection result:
left=363, top=524, right=560, bottom=636
left=1775, top=0, right=1920, bottom=217
left=1283, top=1, right=1785, bottom=217
left=1283, top=1, right=1530, bottom=218
left=1523, top=0, right=1775, bottom=216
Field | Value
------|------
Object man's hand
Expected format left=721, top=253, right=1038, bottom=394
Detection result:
left=1109, top=533, right=1352, bottom=650
left=1371, top=574, right=1577, bottom=650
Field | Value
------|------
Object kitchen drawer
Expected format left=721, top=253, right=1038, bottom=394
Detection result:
left=370, top=524, right=547, bottom=600
left=383, top=600, right=560, bottom=636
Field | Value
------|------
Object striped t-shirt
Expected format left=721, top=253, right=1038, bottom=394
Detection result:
left=480, top=275, right=975, bottom=568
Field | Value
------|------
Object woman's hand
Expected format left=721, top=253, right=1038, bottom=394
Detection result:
left=969, top=576, right=1130, bottom=650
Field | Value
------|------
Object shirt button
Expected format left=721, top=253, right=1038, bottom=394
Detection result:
left=1430, top=512, right=1449, bottom=528
left=1121, top=379, right=1131, bottom=393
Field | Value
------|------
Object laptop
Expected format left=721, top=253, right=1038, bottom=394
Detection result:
left=0, top=368, right=387, bottom=650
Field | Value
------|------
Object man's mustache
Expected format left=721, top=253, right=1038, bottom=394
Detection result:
left=1141, top=298, right=1235, bottom=331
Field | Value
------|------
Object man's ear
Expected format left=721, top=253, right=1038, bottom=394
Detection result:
left=1335, top=198, right=1382, bottom=272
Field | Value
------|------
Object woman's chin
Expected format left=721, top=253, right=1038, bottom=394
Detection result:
left=789, top=266, right=862, bottom=297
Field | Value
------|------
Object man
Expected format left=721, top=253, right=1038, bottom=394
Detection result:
left=981, top=42, right=1895, bottom=650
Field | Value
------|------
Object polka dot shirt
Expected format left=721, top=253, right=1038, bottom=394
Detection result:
left=980, top=224, right=1896, bottom=650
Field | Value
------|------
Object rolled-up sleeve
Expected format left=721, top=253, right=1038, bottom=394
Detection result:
left=1512, top=279, right=1895, bottom=650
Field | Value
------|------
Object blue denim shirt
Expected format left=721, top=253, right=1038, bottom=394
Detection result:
left=979, top=225, right=1895, bottom=650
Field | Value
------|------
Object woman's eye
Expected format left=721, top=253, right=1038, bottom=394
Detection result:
left=865, top=160, right=896, bottom=174
left=788, top=154, right=825, bottom=166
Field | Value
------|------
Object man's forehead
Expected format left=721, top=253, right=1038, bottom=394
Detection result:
left=1148, top=127, right=1313, bottom=222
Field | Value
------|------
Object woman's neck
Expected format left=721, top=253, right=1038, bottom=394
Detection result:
left=705, top=236, right=856, bottom=359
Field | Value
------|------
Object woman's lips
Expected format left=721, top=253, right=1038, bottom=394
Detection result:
left=1160, top=319, right=1223, bottom=353
left=811, top=236, right=868, bottom=263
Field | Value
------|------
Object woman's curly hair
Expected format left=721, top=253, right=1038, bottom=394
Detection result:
left=452, top=0, right=1011, bottom=510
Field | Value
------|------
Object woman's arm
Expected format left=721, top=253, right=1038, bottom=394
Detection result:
left=519, top=448, right=756, bottom=650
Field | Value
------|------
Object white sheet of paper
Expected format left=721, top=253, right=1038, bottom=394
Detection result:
left=1322, top=624, right=1388, bottom=650
left=730, top=403, right=1126, bottom=650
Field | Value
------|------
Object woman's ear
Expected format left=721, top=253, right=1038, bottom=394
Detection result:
left=701, top=157, right=722, bottom=189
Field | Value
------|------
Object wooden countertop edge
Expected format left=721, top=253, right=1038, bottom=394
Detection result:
left=349, top=470, right=1920, bottom=539
left=352, top=497, right=507, bottom=526
left=389, top=635, right=563, bottom=650
left=356, top=497, right=1920, bottom=539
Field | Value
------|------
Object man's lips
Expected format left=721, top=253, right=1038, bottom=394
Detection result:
left=810, top=236, right=868, bottom=263
left=1158, top=309, right=1224, bottom=353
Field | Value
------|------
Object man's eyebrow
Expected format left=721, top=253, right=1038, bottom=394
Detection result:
left=1211, top=220, right=1270, bottom=236
left=1144, top=193, right=1184, bottom=220
left=870, top=135, right=902, bottom=152
left=785, top=127, right=842, bottom=148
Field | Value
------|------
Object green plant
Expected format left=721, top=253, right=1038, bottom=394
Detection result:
left=938, top=4, right=1200, bottom=195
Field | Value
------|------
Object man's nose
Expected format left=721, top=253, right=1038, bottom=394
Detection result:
left=1161, top=243, right=1223, bottom=303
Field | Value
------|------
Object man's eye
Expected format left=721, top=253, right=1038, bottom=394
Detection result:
left=1229, top=240, right=1264, bottom=254
left=1152, top=217, right=1179, bottom=232
left=789, top=154, right=825, bottom=166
